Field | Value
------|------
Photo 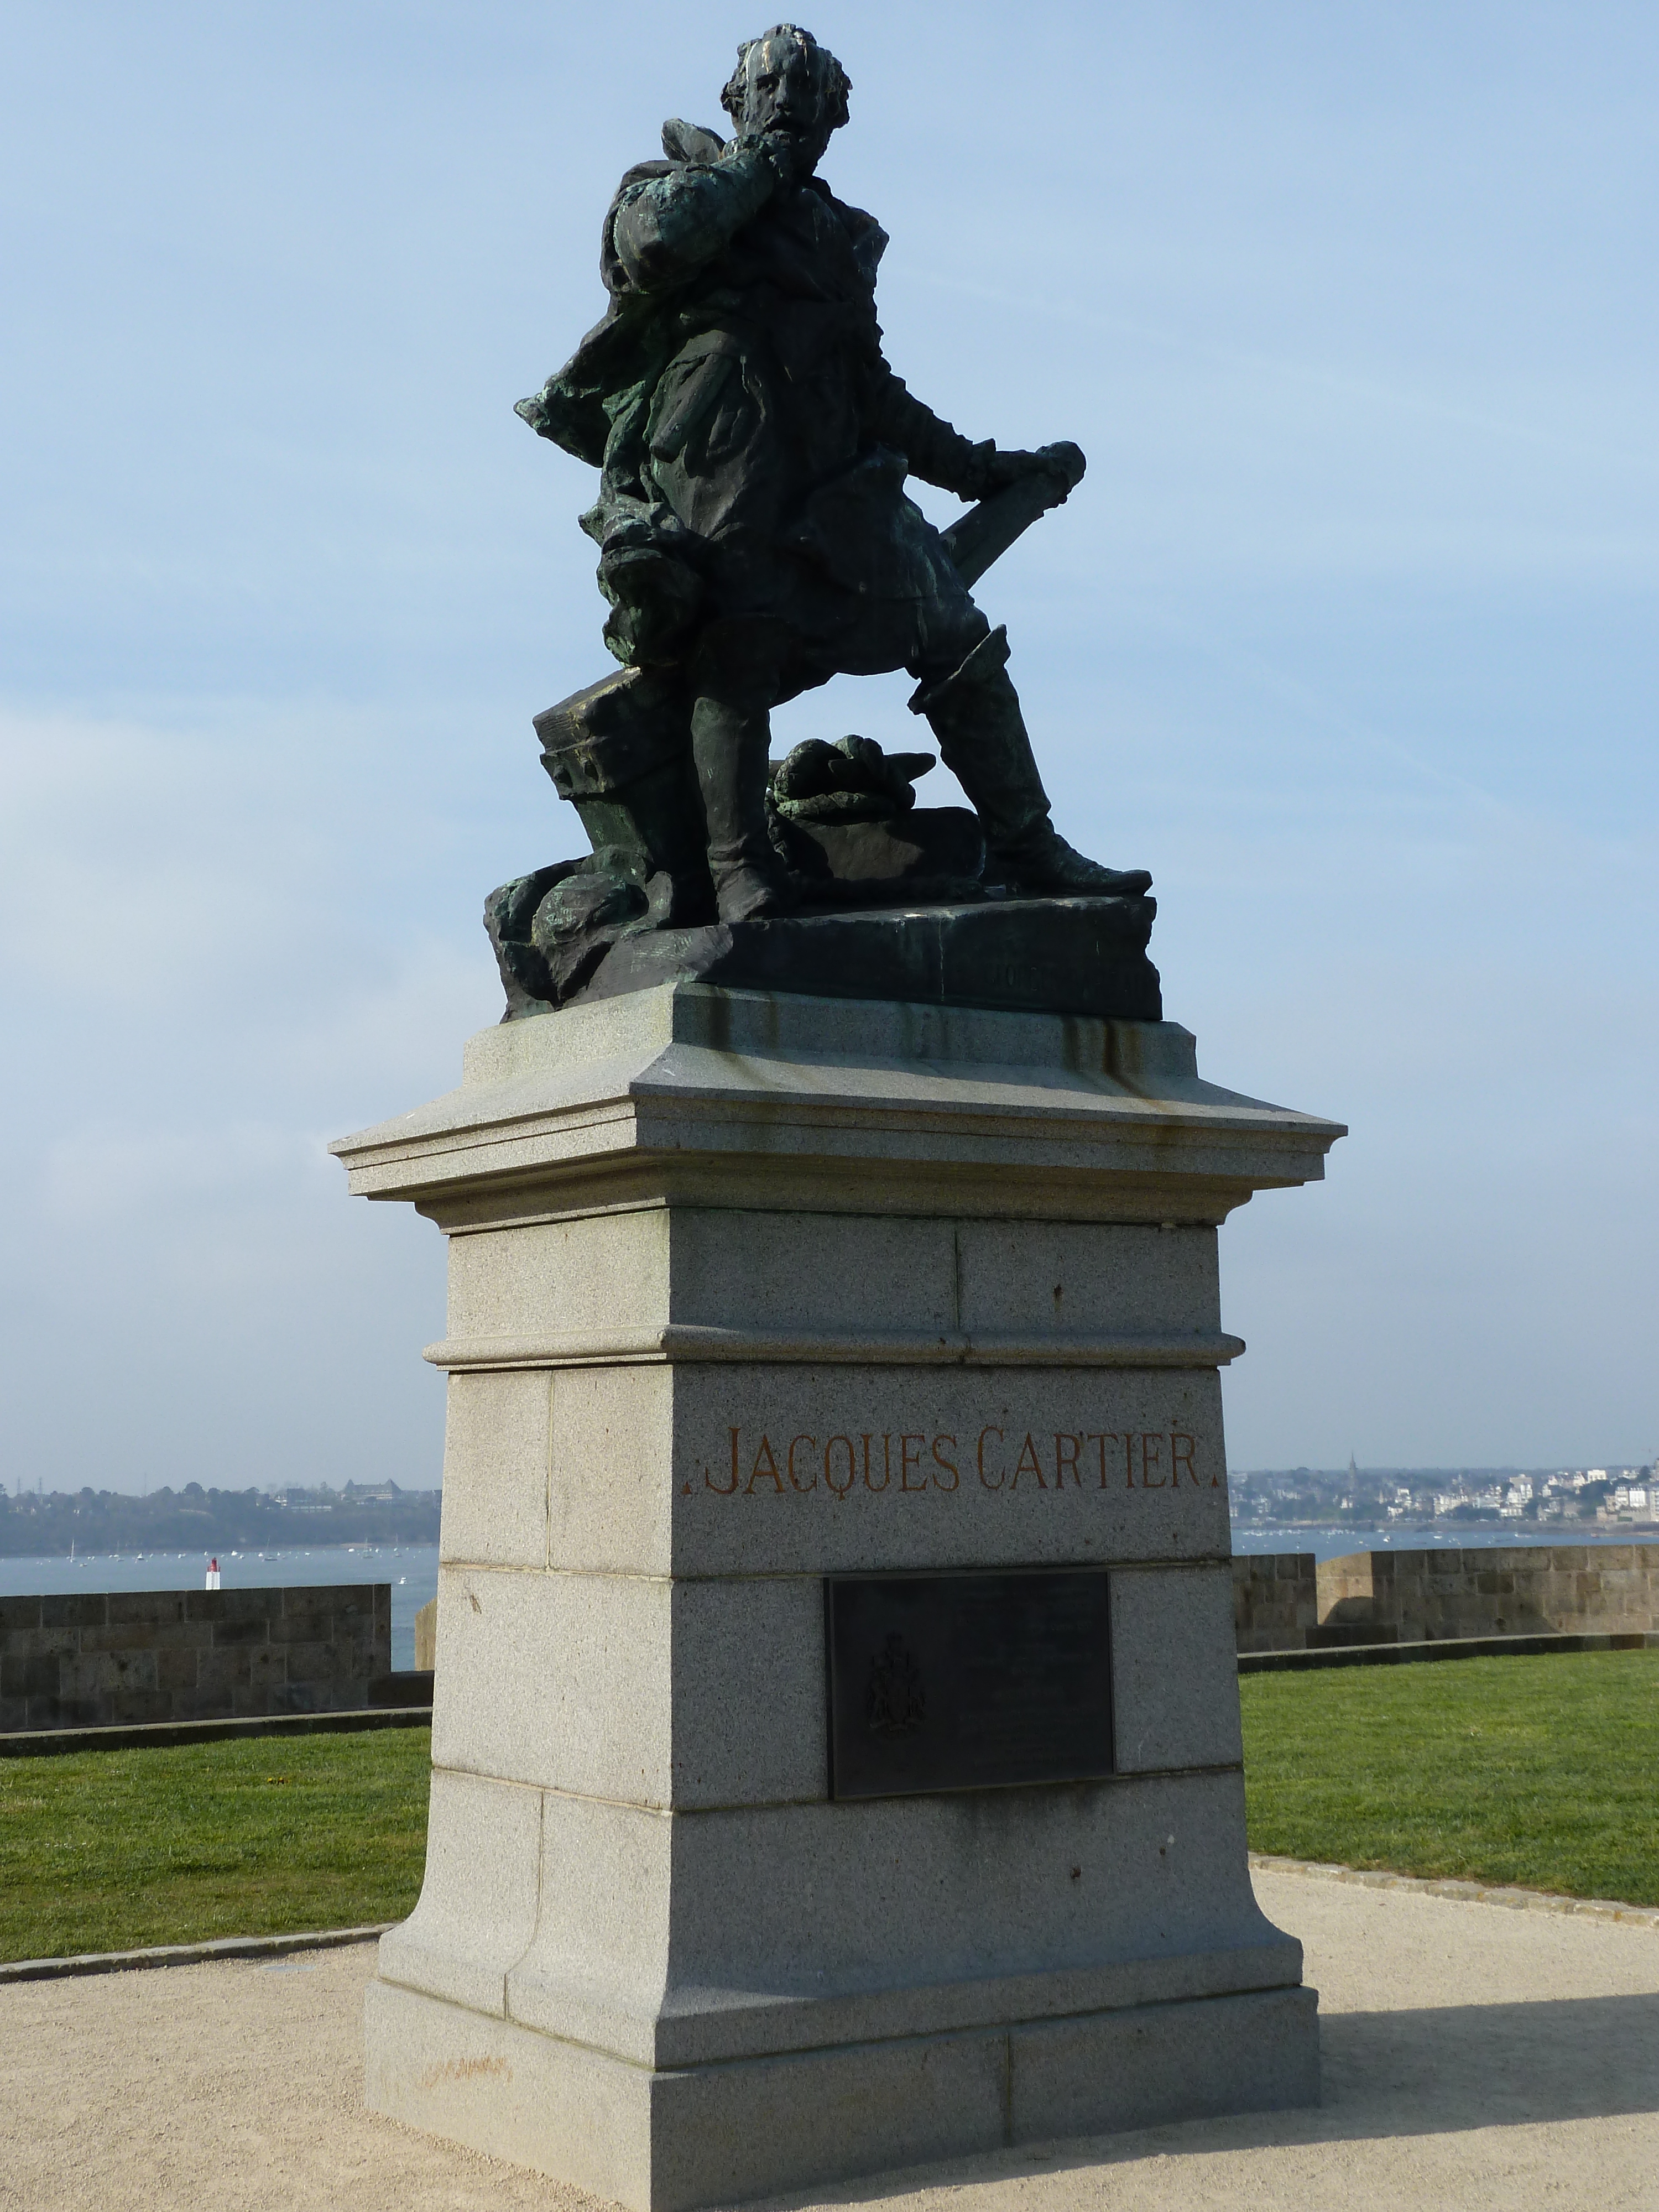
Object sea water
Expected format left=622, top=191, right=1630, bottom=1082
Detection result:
left=0, top=1547, right=440, bottom=1671
left=1234, top=1522, right=1645, bottom=1563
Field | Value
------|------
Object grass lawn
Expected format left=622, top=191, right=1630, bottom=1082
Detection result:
left=1241, top=1649, right=1659, bottom=1905
left=0, top=1727, right=431, bottom=1962
left=7, top=1655, right=1657, bottom=1963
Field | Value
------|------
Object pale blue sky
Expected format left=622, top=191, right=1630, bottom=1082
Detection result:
left=2, top=1, right=1655, bottom=1491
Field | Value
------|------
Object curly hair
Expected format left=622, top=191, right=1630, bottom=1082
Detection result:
left=719, top=24, right=852, bottom=132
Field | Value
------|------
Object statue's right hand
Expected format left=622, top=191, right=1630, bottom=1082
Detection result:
left=727, top=129, right=785, bottom=187
left=750, top=127, right=812, bottom=190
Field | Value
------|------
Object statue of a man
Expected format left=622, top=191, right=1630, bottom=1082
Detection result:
left=518, top=23, right=1150, bottom=922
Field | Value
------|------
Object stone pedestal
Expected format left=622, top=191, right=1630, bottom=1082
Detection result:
left=331, top=984, right=1342, bottom=2210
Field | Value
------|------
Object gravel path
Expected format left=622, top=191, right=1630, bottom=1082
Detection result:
left=4, top=1866, right=1656, bottom=2211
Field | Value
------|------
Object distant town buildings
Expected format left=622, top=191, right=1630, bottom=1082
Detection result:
left=1228, top=1461, right=1656, bottom=1531
left=1604, top=1480, right=1652, bottom=1522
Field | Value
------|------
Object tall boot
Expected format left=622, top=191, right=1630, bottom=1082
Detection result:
left=910, top=626, right=1151, bottom=897
left=690, top=695, right=797, bottom=922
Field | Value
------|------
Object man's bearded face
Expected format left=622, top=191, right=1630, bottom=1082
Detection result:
left=739, top=35, right=835, bottom=177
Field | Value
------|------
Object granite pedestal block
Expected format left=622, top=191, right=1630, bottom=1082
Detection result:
left=332, top=984, right=1342, bottom=2210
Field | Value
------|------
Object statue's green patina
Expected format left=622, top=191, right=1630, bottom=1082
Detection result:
left=492, top=23, right=1155, bottom=1019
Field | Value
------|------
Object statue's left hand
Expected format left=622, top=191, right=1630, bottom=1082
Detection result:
left=980, top=444, right=1084, bottom=499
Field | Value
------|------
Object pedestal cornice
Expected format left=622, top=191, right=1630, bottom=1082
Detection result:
left=421, top=1323, right=1249, bottom=1372
left=330, top=983, right=1344, bottom=1227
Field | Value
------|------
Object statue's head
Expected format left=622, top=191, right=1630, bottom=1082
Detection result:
left=721, top=24, right=850, bottom=179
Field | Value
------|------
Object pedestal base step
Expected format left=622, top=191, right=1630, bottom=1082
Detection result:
left=366, top=1976, right=1318, bottom=2212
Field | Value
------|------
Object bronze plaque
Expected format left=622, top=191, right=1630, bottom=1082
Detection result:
left=824, top=1568, right=1114, bottom=1798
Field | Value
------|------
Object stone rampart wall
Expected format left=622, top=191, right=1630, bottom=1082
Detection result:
left=0, top=1584, right=391, bottom=1731
left=1232, top=1545, right=1659, bottom=1651
left=1232, top=1553, right=1318, bottom=1653
left=1316, top=1546, right=1659, bottom=1642
left=414, top=1595, right=437, bottom=1673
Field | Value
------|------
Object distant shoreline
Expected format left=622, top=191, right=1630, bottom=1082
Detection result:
left=1231, top=1522, right=1659, bottom=1564
left=1234, top=1522, right=1659, bottom=1538
left=0, top=1486, right=441, bottom=1559
left=0, top=1548, right=436, bottom=1566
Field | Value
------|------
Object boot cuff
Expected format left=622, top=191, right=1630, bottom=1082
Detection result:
left=906, top=623, right=1010, bottom=717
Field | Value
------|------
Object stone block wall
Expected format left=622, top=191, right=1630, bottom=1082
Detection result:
left=0, top=1584, right=391, bottom=1731
left=1315, top=1546, right=1659, bottom=1642
left=411, top=1542, right=1659, bottom=1671
left=1231, top=1553, right=1318, bottom=1653
left=414, top=1596, right=437, bottom=1673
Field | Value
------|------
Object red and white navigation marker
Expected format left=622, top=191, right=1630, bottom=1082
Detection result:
left=205, top=1557, right=221, bottom=1590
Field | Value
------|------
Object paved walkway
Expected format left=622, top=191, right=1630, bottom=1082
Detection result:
left=4, top=1867, right=1657, bottom=2210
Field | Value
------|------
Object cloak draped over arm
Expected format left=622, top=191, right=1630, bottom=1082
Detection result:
left=607, top=150, right=776, bottom=295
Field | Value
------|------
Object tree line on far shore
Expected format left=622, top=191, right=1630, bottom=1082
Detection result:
left=0, top=1481, right=441, bottom=1555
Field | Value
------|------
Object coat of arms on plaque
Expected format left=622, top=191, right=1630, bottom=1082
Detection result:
left=867, top=1631, right=926, bottom=1737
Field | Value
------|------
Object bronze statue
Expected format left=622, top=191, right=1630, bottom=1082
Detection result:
left=496, top=24, right=1156, bottom=1018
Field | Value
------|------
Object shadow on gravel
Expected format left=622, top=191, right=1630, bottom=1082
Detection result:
left=1312, top=1989, right=1659, bottom=2131
left=786, top=1990, right=1659, bottom=2208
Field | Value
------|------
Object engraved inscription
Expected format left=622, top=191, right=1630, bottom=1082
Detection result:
left=699, top=1425, right=1218, bottom=1499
